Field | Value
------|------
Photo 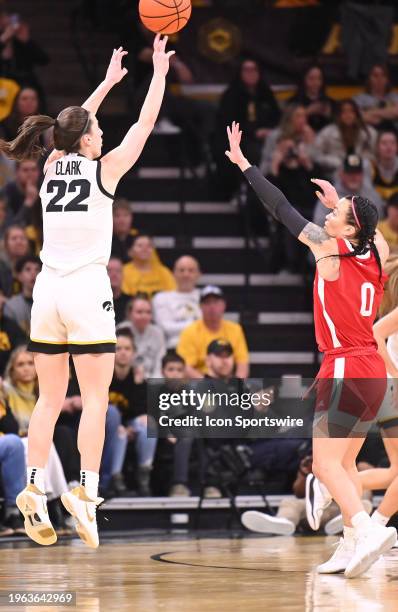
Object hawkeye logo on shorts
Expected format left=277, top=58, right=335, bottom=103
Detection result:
left=102, top=301, right=114, bottom=312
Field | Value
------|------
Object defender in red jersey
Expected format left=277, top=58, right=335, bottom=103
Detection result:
left=225, top=122, right=396, bottom=578
left=314, top=236, right=388, bottom=428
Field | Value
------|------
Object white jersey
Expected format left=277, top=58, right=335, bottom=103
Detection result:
left=39, top=152, right=113, bottom=274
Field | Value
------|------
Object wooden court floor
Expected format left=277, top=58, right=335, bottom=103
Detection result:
left=1, top=534, right=398, bottom=611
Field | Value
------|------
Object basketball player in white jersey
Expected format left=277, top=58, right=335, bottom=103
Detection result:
left=0, top=35, right=174, bottom=548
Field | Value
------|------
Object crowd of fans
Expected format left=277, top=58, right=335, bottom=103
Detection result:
left=0, top=6, right=397, bottom=537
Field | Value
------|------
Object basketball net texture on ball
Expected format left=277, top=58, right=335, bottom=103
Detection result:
left=139, top=0, right=192, bottom=35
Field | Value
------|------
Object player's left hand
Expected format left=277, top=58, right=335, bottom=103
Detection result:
left=311, top=178, right=339, bottom=209
left=105, top=46, right=128, bottom=85
left=152, top=34, right=175, bottom=76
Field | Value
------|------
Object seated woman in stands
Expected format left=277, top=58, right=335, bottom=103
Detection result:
left=315, top=99, right=377, bottom=177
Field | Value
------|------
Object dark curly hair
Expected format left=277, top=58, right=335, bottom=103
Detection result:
left=321, top=196, right=382, bottom=279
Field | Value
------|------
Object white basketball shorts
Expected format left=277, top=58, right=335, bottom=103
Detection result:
left=28, top=263, right=116, bottom=354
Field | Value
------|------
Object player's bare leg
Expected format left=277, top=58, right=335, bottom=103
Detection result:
left=313, top=437, right=397, bottom=577
left=312, top=437, right=365, bottom=524
left=16, top=353, right=70, bottom=546
left=61, top=353, right=114, bottom=548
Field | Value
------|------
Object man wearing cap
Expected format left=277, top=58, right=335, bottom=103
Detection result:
left=313, top=154, right=384, bottom=228
left=176, top=285, right=249, bottom=378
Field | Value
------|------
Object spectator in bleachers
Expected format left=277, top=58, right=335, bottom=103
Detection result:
left=0, top=151, right=16, bottom=188
left=354, top=64, right=398, bottom=131
left=0, top=396, right=25, bottom=535
left=107, top=256, right=131, bottom=325
left=377, top=193, right=398, bottom=253
left=260, top=105, right=318, bottom=272
left=109, top=329, right=155, bottom=496
left=152, top=255, right=201, bottom=349
left=4, top=347, right=71, bottom=533
left=195, top=339, right=260, bottom=498
left=213, top=56, right=281, bottom=198
left=177, top=286, right=249, bottom=379
left=0, top=87, right=48, bottom=145
left=367, top=130, right=398, bottom=204
left=314, top=99, right=377, bottom=176
left=3, top=159, right=40, bottom=219
left=0, top=289, right=26, bottom=375
left=288, top=65, right=335, bottom=132
left=313, top=154, right=384, bottom=228
left=160, top=352, right=194, bottom=497
left=111, top=198, right=139, bottom=264
left=122, top=235, right=176, bottom=298
left=3, top=255, right=41, bottom=334
left=1, top=225, right=32, bottom=295
left=0, top=12, right=49, bottom=107
left=260, top=105, right=315, bottom=178
left=117, top=294, right=166, bottom=378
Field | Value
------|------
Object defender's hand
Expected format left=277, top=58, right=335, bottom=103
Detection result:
left=311, top=178, right=339, bottom=209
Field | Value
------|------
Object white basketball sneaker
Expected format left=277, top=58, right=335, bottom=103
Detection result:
left=61, top=486, right=104, bottom=548
left=241, top=511, right=295, bottom=535
left=306, top=474, right=332, bottom=531
left=317, top=537, right=355, bottom=574
left=345, top=524, right=397, bottom=578
left=16, top=484, right=57, bottom=546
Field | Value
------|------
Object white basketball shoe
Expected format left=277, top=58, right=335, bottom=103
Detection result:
left=317, top=537, right=355, bottom=574
left=16, top=484, right=57, bottom=546
left=61, top=486, right=104, bottom=549
left=306, top=474, right=332, bottom=531
left=345, top=524, right=397, bottom=578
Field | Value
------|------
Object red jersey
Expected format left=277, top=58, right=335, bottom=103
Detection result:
left=313, top=238, right=387, bottom=354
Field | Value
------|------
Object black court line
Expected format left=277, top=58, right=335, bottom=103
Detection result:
left=151, top=551, right=306, bottom=573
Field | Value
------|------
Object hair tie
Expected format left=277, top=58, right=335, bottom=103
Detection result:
left=351, top=196, right=362, bottom=229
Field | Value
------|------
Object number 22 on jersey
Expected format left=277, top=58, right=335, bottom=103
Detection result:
left=46, top=179, right=90, bottom=212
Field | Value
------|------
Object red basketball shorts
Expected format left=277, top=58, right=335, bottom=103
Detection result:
left=315, top=352, right=387, bottom=428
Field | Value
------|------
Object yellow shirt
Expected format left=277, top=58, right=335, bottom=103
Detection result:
left=5, top=381, right=36, bottom=436
left=122, top=262, right=176, bottom=298
left=378, top=220, right=398, bottom=249
left=177, top=319, right=249, bottom=374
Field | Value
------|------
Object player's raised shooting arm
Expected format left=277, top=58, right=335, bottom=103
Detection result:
left=225, top=122, right=336, bottom=256
left=81, top=47, right=128, bottom=115
left=44, top=48, right=129, bottom=173
left=101, top=35, right=174, bottom=182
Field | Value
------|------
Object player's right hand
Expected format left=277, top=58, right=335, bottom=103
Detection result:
left=152, top=34, right=175, bottom=76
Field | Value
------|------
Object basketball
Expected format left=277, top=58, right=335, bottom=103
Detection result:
left=139, top=0, right=192, bottom=35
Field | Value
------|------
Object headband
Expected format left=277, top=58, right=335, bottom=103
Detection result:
left=57, top=109, right=91, bottom=149
left=351, top=196, right=362, bottom=229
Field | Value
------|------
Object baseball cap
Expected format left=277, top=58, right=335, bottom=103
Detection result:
left=207, top=339, right=233, bottom=356
left=343, top=154, right=363, bottom=174
left=200, top=285, right=224, bottom=302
